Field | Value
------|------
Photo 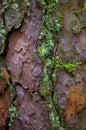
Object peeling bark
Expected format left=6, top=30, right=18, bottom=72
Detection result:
left=56, top=0, right=86, bottom=129
left=6, top=0, right=51, bottom=130
left=0, top=0, right=86, bottom=130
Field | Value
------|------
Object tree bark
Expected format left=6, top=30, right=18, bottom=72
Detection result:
left=0, top=0, right=86, bottom=130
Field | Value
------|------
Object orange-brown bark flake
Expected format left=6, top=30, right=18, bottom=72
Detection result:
left=63, top=83, right=86, bottom=122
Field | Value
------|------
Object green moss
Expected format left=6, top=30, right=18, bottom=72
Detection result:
left=0, top=1, right=30, bottom=129
left=0, top=19, right=7, bottom=54
left=0, top=72, right=5, bottom=79
left=83, top=0, right=86, bottom=11
left=39, top=1, right=66, bottom=129
left=38, top=1, right=83, bottom=129
left=3, top=0, right=30, bottom=30
left=2, top=0, right=30, bottom=11
left=11, top=3, right=18, bottom=10
left=8, top=83, right=17, bottom=130
left=52, top=56, right=82, bottom=73
left=0, top=0, right=30, bottom=54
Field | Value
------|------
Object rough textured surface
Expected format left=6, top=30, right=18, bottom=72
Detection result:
left=1, top=0, right=86, bottom=129
left=0, top=69, right=10, bottom=129
left=63, top=83, right=86, bottom=122
left=56, top=66, right=86, bottom=129
left=0, top=2, right=11, bottom=130
left=4, top=0, right=30, bottom=31
left=56, top=0, right=86, bottom=129
left=0, top=0, right=30, bottom=54
left=6, top=3, right=43, bottom=91
left=56, top=71, right=74, bottom=108
left=13, top=86, right=51, bottom=130
left=6, top=0, right=52, bottom=129
left=73, top=28, right=86, bottom=60
left=57, top=0, right=86, bottom=62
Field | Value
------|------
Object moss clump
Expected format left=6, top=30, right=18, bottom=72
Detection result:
left=52, top=56, right=82, bottom=73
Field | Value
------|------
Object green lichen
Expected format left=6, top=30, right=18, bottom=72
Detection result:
left=0, top=1, right=30, bottom=128
left=38, top=1, right=83, bottom=129
left=8, top=83, right=17, bottom=130
left=52, top=56, right=82, bottom=73
left=83, top=0, right=86, bottom=11
left=2, top=0, right=30, bottom=12
left=0, top=19, right=7, bottom=54
left=0, top=0, right=30, bottom=54
left=0, top=72, right=5, bottom=79
left=3, top=0, right=30, bottom=30
left=39, top=1, right=66, bottom=129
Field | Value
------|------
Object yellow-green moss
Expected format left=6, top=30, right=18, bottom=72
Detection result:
left=8, top=83, right=18, bottom=130
left=39, top=1, right=66, bottom=129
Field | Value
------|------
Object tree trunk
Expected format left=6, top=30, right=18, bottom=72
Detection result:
left=0, top=0, right=86, bottom=130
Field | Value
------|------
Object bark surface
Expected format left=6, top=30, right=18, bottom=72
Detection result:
left=6, top=0, right=52, bottom=130
left=0, top=0, right=86, bottom=130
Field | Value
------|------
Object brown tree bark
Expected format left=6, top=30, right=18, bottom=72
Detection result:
left=0, top=0, right=86, bottom=130
left=6, top=0, right=52, bottom=130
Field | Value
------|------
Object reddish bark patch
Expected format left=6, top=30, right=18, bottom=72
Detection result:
left=0, top=87, right=10, bottom=129
left=56, top=65, right=86, bottom=123
left=1, top=68, right=10, bottom=85
left=63, top=83, right=86, bottom=122
left=6, top=0, right=52, bottom=129
left=56, top=71, right=73, bottom=108
left=13, top=86, right=51, bottom=130
left=6, top=8, right=43, bottom=92
left=0, top=69, right=10, bottom=129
